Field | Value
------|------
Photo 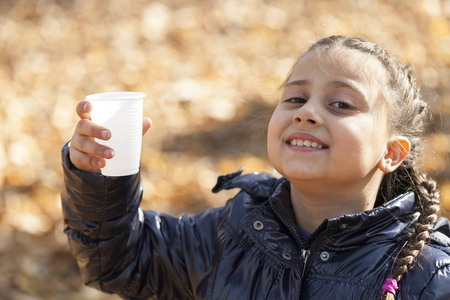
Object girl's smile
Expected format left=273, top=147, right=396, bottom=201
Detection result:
left=267, top=48, right=391, bottom=194
left=285, top=132, right=328, bottom=151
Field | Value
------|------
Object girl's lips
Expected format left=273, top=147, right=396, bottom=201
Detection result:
left=285, top=132, right=328, bottom=149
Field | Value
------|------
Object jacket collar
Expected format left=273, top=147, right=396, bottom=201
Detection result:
left=269, top=180, right=419, bottom=246
left=214, top=169, right=449, bottom=248
left=212, top=168, right=285, bottom=200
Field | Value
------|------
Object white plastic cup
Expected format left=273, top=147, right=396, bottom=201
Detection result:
left=86, top=92, right=145, bottom=176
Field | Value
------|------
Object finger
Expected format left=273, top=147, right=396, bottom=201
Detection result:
left=76, top=101, right=92, bottom=120
left=69, top=147, right=104, bottom=173
left=76, top=118, right=111, bottom=140
left=142, top=117, right=152, bottom=136
left=71, top=134, right=115, bottom=159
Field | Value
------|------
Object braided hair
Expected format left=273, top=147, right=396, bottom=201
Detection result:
left=299, top=36, right=441, bottom=299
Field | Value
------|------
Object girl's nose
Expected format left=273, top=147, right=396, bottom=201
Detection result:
left=293, top=101, right=321, bottom=126
left=294, top=115, right=317, bottom=125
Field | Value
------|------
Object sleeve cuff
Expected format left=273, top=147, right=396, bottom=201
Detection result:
left=61, top=141, right=142, bottom=224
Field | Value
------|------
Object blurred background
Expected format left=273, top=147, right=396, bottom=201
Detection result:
left=0, top=0, right=449, bottom=299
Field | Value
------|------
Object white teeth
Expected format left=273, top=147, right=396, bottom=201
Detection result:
left=289, top=139, right=324, bottom=149
left=290, top=139, right=303, bottom=146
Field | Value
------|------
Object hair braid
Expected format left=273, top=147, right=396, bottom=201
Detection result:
left=301, top=36, right=441, bottom=299
left=380, top=169, right=440, bottom=299
left=380, top=171, right=440, bottom=300
left=378, top=55, right=441, bottom=300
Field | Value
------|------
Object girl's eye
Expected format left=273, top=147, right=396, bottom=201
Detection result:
left=285, top=97, right=307, bottom=104
left=330, top=102, right=353, bottom=110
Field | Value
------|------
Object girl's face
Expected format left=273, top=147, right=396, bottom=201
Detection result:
left=267, top=49, right=391, bottom=192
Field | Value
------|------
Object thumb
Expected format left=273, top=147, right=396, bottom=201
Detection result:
left=76, top=100, right=92, bottom=120
left=142, top=117, right=152, bottom=136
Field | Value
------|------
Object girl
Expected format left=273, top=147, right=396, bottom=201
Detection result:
left=62, top=36, right=450, bottom=299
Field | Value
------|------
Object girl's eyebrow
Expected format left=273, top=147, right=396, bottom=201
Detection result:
left=330, top=80, right=367, bottom=100
left=285, top=79, right=308, bottom=87
left=330, top=80, right=360, bottom=92
left=286, top=79, right=364, bottom=93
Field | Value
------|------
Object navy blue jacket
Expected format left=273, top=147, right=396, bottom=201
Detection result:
left=61, top=143, right=450, bottom=299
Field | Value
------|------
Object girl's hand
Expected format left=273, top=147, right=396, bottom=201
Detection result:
left=69, top=100, right=152, bottom=173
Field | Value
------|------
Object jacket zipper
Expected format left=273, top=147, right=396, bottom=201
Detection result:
left=301, top=249, right=310, bottom=277
left=269, top=196, right=329, bottom=277
left=301, top=228, right=327, bottom=277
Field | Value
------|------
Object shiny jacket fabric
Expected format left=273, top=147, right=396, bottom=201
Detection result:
left=61, top=144, right=450, bottom=300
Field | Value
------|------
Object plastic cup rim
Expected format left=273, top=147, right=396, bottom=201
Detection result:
left=86, top=91, right=146, bottom=101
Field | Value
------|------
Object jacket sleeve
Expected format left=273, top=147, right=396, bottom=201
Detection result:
left=61, top=142, right=220, bottom=299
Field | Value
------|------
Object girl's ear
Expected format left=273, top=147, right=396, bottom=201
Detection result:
left=379, top=136, right=411, bottom=173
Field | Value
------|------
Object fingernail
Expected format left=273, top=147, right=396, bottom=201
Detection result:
left=101, top=130, right=110, bottom=139
left=83, top=102, right=89, bottom=111
left=104, top=149, right=114, bottom=158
